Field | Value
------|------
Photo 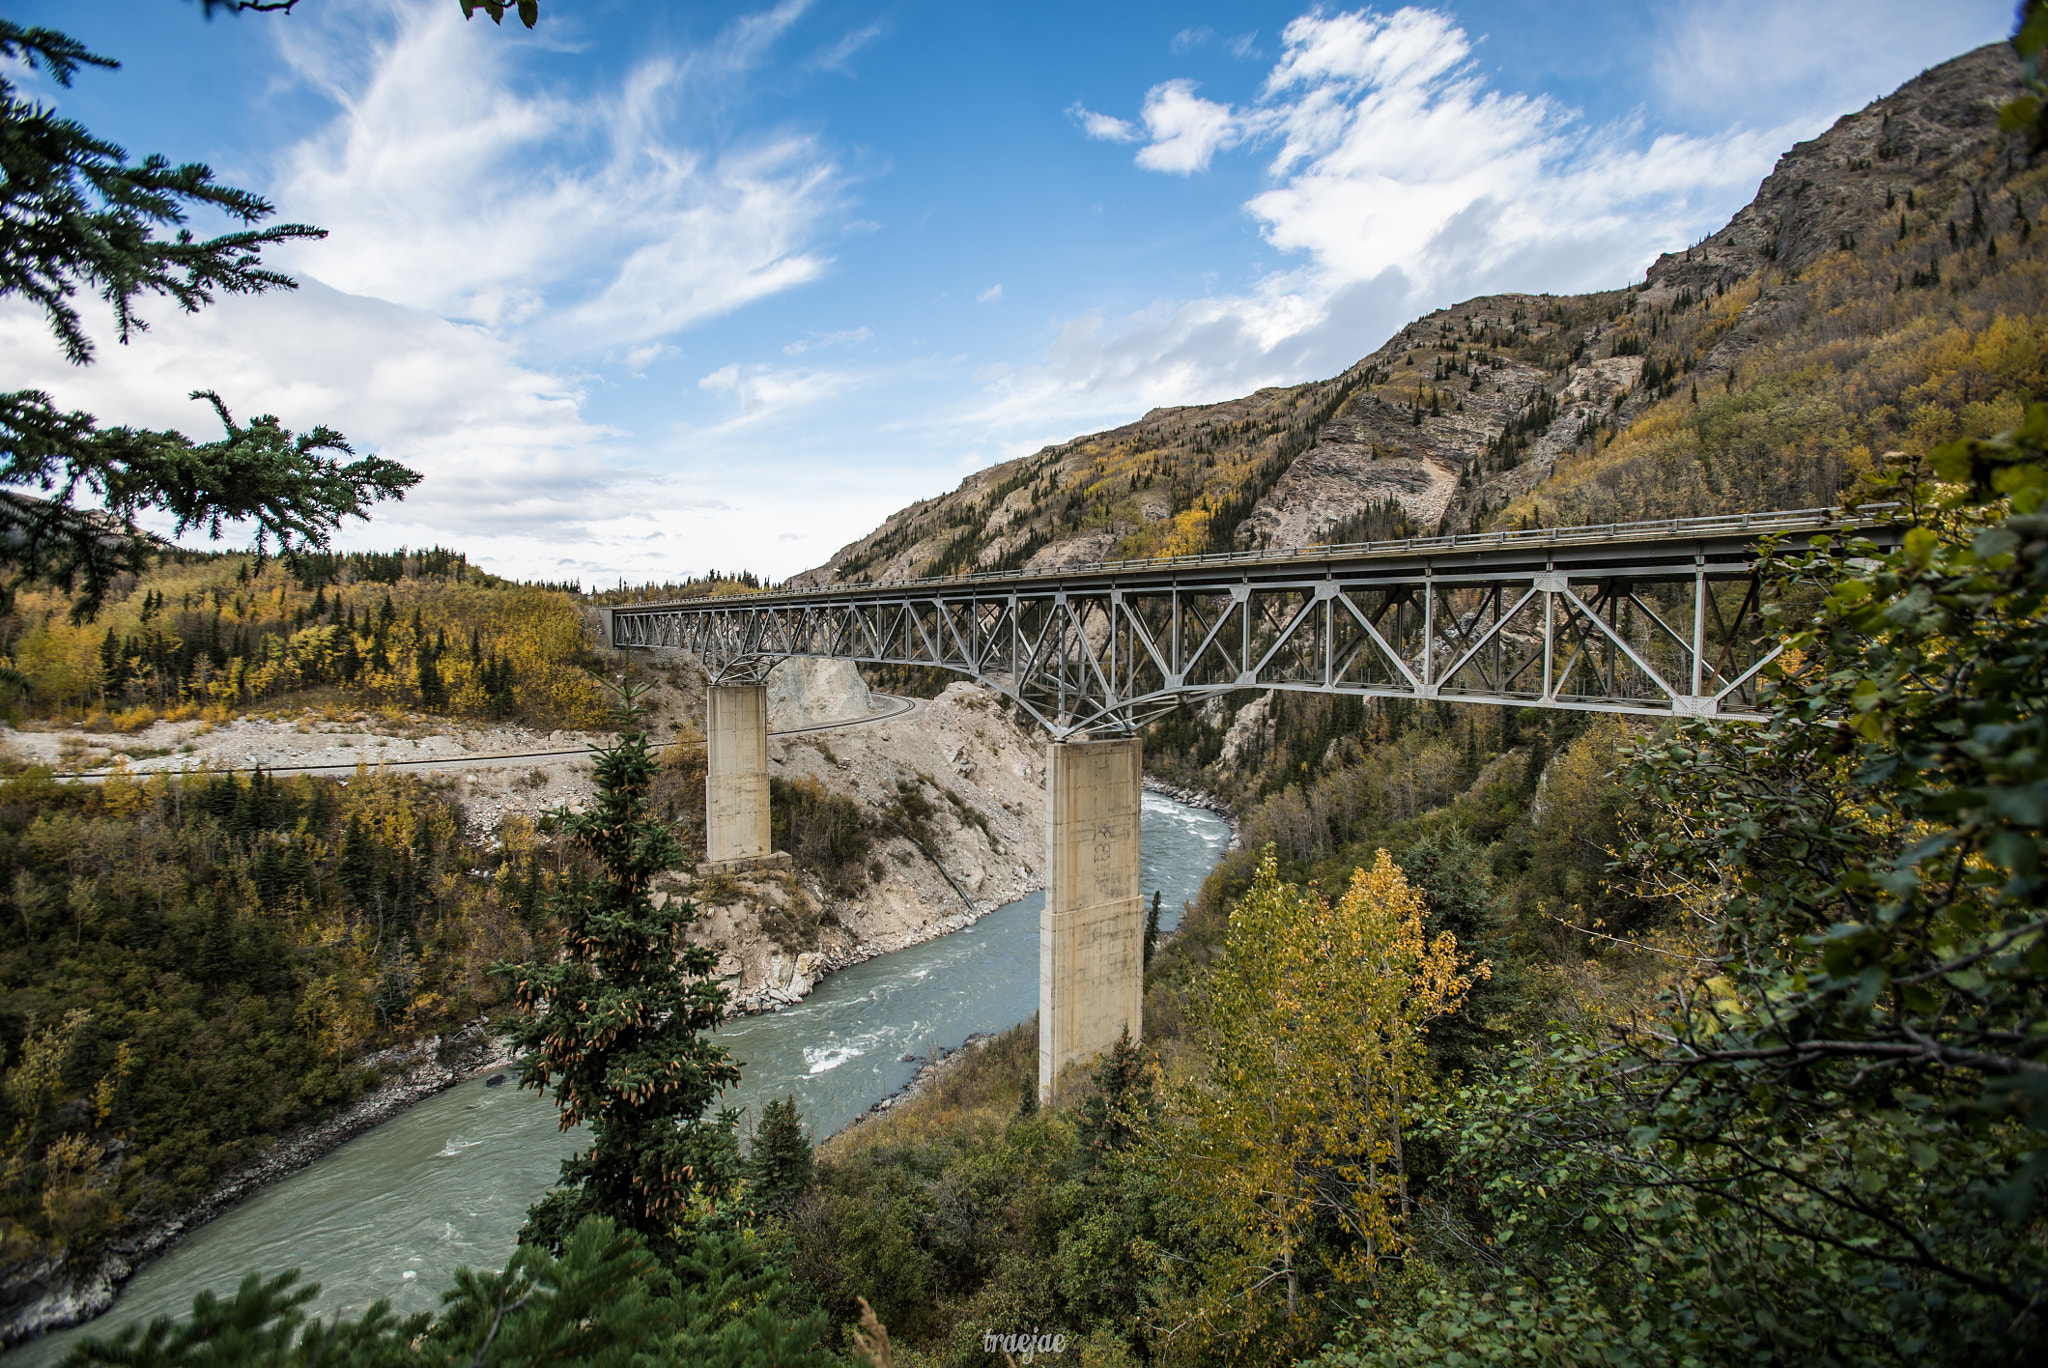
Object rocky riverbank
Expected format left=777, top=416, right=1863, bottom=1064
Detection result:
left=1143, top=778, right=1241, bottom=849
left=830, top=1033, right=999, bottom=1139
left=1, top=1023, right=514, bottom=1348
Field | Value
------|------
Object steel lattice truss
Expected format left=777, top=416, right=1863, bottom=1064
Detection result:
left=605, top=509, right=1889, bottom=738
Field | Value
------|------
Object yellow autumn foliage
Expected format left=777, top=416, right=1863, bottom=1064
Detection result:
left=1173, top=849, right=1484, bottom=1357
left=3, top=553, right=608, bottom=726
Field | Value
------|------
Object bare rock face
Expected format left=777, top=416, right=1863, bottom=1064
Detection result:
left=1238, top=299, right=1557, bottom=545
left=670, top=677, right=1051, bottom=1013
left=1023, top=530, right=1119, bottom=573
left=766, top=658, right=873, bottom=730
left=1217, top=691, right=1276, bottom=771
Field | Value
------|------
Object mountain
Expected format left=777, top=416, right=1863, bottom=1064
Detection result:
left=792, top=42, right=2035, bottom=587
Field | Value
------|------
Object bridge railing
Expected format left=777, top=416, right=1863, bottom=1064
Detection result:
left=627, top=503, right=1896, bottom=611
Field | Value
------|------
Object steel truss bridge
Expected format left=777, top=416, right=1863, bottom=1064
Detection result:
left=602, top=508, right=1891, bottom=739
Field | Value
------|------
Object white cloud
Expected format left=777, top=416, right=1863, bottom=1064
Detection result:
left=1171, top=26, right=1213, bottom=55
left=0, top=283, right=649, bottom=562
left=691, top=363, right=854, bottom=430
left=782, top=325, right=873, bottom=355
left=268, top=0, right=844, bottom=353
left=1134, top=80, right=1241, bottom=174
left=0, top=0, right=877, bottom=586
left=808, top=22, right=884, bottom=72
left=977, top=284, right=1003, bottom=303
left=1070, top=101, right=1141, bottom=143
left=1016, top=3, right=1817, bottom=438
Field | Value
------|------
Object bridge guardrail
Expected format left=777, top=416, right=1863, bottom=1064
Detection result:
left=615, top=503, right=1898, bottom=611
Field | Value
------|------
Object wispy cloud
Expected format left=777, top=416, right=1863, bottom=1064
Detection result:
left=809, top=22, right=884, bottom=72
left=977, top=284, right=1003, bottom=303
left=1170, top=26, right=1212, bottom=55
left=269, top=0, right=845, bottom=352
left=692, top=362, right=855, bottom=430
left=1069, top=101, right=1141, bottom=143
left=1649, top=0, right=2008, bottom=123
left=783, top=325, right=873, bottom=355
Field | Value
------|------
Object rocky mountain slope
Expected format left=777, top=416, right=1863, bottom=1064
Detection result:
left=792, top=42, right=2034, bottom=586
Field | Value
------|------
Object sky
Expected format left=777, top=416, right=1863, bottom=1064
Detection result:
left=0, top=0, right=2015, bottom=587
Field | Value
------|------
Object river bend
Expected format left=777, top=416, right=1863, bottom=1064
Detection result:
left=16, top=792, right=1229, bottom=1362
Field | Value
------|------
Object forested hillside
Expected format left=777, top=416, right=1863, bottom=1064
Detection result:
left=0, top=764, right=548, bottom=1323
left=0, top=549, right=607, bottom=728
left=795, top=43, right=2036, bottom=586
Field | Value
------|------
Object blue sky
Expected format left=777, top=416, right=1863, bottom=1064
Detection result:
left=0, top=0, right=2014, bottom=585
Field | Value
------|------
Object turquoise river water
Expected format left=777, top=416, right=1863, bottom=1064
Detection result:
left=13, top=793, right=1230, bottom=1362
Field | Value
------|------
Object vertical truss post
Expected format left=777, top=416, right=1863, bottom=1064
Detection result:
left=1109, top=591, right=1121, bottom=713
left=1322, top=584, right=1333, bottom=688
left=1691, top=561, right=1707, bottom=697
left=1239, top=583, right=1251, bottom=681
left=1541, top=575, right=1557, bottom=702
left=1421, top=570, right=1435, bottom=695
left=1170, top=589, right=1182, bottom=681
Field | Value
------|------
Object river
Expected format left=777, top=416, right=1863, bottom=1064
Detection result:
left=14, top=792, right=1230, bottom=1363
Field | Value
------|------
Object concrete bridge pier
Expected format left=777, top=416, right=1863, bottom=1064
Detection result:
left=704, top=683, right=781, bottom=873
left=1040, top=737, right=1144, bottom=1100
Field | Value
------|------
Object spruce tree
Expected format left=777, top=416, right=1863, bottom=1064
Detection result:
left=505, top=680, right=742, bottom=1252
left=0, top=25, right=417, bottom=622
left=747, top=1095, right=815, bottom=1215
left=1074, top=1026, right=1159, bottom=1176
left=1143, top=889, right=1162, bottom=970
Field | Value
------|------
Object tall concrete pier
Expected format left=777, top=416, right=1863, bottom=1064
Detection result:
left=705, top=683, right=773, bottom=871
left=1040, top=737, right=1144, bottom=1099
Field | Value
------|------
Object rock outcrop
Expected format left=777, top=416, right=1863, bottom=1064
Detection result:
left=631, top=657, right=1050, bottom=1014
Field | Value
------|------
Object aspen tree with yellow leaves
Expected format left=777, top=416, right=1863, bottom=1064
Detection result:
left=1173, top=849, right=1484, bottom=1358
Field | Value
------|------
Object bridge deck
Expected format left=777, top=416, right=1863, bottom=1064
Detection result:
left=605, top=506, right=1893, bottom=737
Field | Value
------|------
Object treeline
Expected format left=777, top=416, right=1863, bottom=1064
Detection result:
left=1, top=554, right=609, bottom=727
left=0, top=764, right=573, bottom=1288
left=586, top=570, right=771, bottom=605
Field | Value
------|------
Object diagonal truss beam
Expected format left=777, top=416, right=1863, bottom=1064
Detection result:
left=600, top=510, right=1894, bottom=738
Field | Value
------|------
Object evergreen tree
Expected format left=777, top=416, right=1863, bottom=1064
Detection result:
left=416, top=638, right=445, bottom=708
left=503, top=680, right=742, bottom=1252
left=1075, top=1025, right=1156, bottom=1171
left=98, top=625, right=121, bottom=701
left=0, top=24, right=415, bottom=622
left=1018, top=1071, right=1039, bottom=1116
left=1143, top=889, right=1162, bottom=970
left=1396, top=828, right=1511, bottom=1073
left=747, top=1095, right=815, bottom=1215
left=64, top=1215, right=836, bottom=1368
